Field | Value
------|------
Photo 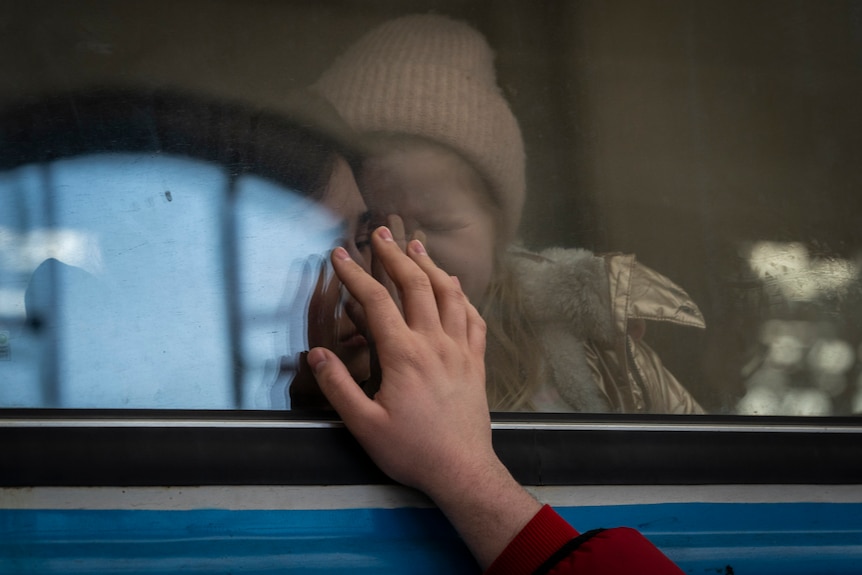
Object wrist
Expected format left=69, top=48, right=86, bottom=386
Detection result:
left=418, top=447, right=507, bottom=503
left=421, top=453, right=543, bottom=570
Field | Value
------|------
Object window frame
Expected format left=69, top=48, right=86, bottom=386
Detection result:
left=2, top=410, right=860, bottom=487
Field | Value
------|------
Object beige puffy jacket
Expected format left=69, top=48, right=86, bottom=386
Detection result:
left=508, top=247, right=706, bottom=414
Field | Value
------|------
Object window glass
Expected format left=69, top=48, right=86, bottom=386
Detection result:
left=0, top=153, right=341, bottom=408
left=1, top=0, right=860, bottom=415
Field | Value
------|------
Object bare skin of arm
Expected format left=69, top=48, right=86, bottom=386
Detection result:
left=307, top=226, right=542, bottom=570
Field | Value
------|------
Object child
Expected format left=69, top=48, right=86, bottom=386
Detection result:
left=313, top=14, right=705, bottom=413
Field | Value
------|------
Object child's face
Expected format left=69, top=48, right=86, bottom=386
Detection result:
left=359, top=143, right=497, bottom=303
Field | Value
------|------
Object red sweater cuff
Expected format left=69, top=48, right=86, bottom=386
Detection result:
left=484, top=504, right=578, bottom=575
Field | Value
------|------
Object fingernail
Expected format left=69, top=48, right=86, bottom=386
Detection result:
left=307, top=348, right=328, bottom=373
left=450, top=275, right=461, bottom=288
left=377, top=226, right=394, bottom=241
left=333, top=246, right=351, bottom=261
left=410, top=239, right=427, bottom=255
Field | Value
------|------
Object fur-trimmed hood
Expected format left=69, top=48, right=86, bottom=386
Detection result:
left=507, top=246, right=705, bottom=336
left=504, top=246, right=705, bottom=414
left=507, top=247, right=614, bottom=342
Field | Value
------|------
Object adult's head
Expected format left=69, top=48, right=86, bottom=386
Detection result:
left=0, top=89, right=370, bottom=408
left=313, top=14, right=526, bottom=302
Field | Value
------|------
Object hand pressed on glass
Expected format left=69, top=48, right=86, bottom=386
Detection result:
left=307, top=225, right=540, bottom=569
left=307, top=226, right=493, bottom=496
left=288, top=258, right=346, bottom=409
left=306, top=226, right=685, bottom=574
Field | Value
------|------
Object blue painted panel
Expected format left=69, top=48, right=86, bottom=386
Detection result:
left=558, top=503, right=862, bottom=575
left=0, top=508, right=475, bottom=574
left=2, top=503, right=861, bottom=574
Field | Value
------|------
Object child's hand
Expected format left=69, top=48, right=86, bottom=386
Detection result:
left=363, top=212, right=426, bottom=397
left=369, top=212, right=427, bottom=311
left=289, top=260, right=341, bottom=409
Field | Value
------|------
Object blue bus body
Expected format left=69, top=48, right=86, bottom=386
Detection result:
left=3, top=413, right=861, bottom=574
left=2, top=485, right=861, bottom=574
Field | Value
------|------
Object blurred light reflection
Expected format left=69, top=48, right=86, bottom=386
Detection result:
left=736, top=241, right=862, bottom=415
left=746, top=241, right=858, bottom=302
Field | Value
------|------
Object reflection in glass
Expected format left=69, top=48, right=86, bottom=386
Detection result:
left=0, top=153, right=339, bottom=409
left=735, top=242, right=862, bottom=416
left=316, top=14, right=707, bottom=415
left=235, top=173, right=343, bottom=408
left=3, top=2, right=861, bottom=417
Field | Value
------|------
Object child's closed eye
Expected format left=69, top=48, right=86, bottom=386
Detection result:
left=418, top=218, right=471, bottom=233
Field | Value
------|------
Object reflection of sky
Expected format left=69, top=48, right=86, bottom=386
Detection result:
left=0, top=154, right=339, bottom=409
left=234, top=174, right=342, bottom=408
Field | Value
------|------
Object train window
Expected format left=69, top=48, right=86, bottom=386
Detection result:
left=1, top=152, right=348, bottom=409
left=1, top=0, right=861, bottom=419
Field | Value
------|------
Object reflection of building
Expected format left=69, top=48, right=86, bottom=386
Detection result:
left=0, top=154, right=339, bottom=409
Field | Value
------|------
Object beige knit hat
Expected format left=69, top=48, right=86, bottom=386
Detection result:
left=312, top=14, right=526, bottom=239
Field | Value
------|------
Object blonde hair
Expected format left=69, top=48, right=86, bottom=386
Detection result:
left=481, top=253, right=546, bottom=411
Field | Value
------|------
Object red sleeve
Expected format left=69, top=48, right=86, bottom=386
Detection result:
left=484, top=505, right=684, bottom=575
left=485, top=505, right=577, bottom=575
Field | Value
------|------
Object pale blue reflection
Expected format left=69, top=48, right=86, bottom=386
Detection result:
left=0, top=162, right=47, bottom=406
left=235, top=174, right=341, bottom=409
left=0, top=154, right=338, bottom=409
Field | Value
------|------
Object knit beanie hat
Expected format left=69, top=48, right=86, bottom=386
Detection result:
left=313, top=14, right=526, bottom=239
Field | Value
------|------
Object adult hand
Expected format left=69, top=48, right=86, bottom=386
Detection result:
left=307, top=225, right=492, bottom=494
left=307, top=226, right=541, bottom=569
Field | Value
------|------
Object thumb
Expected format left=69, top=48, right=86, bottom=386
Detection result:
left=308, top=347, right=377, bottom=425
